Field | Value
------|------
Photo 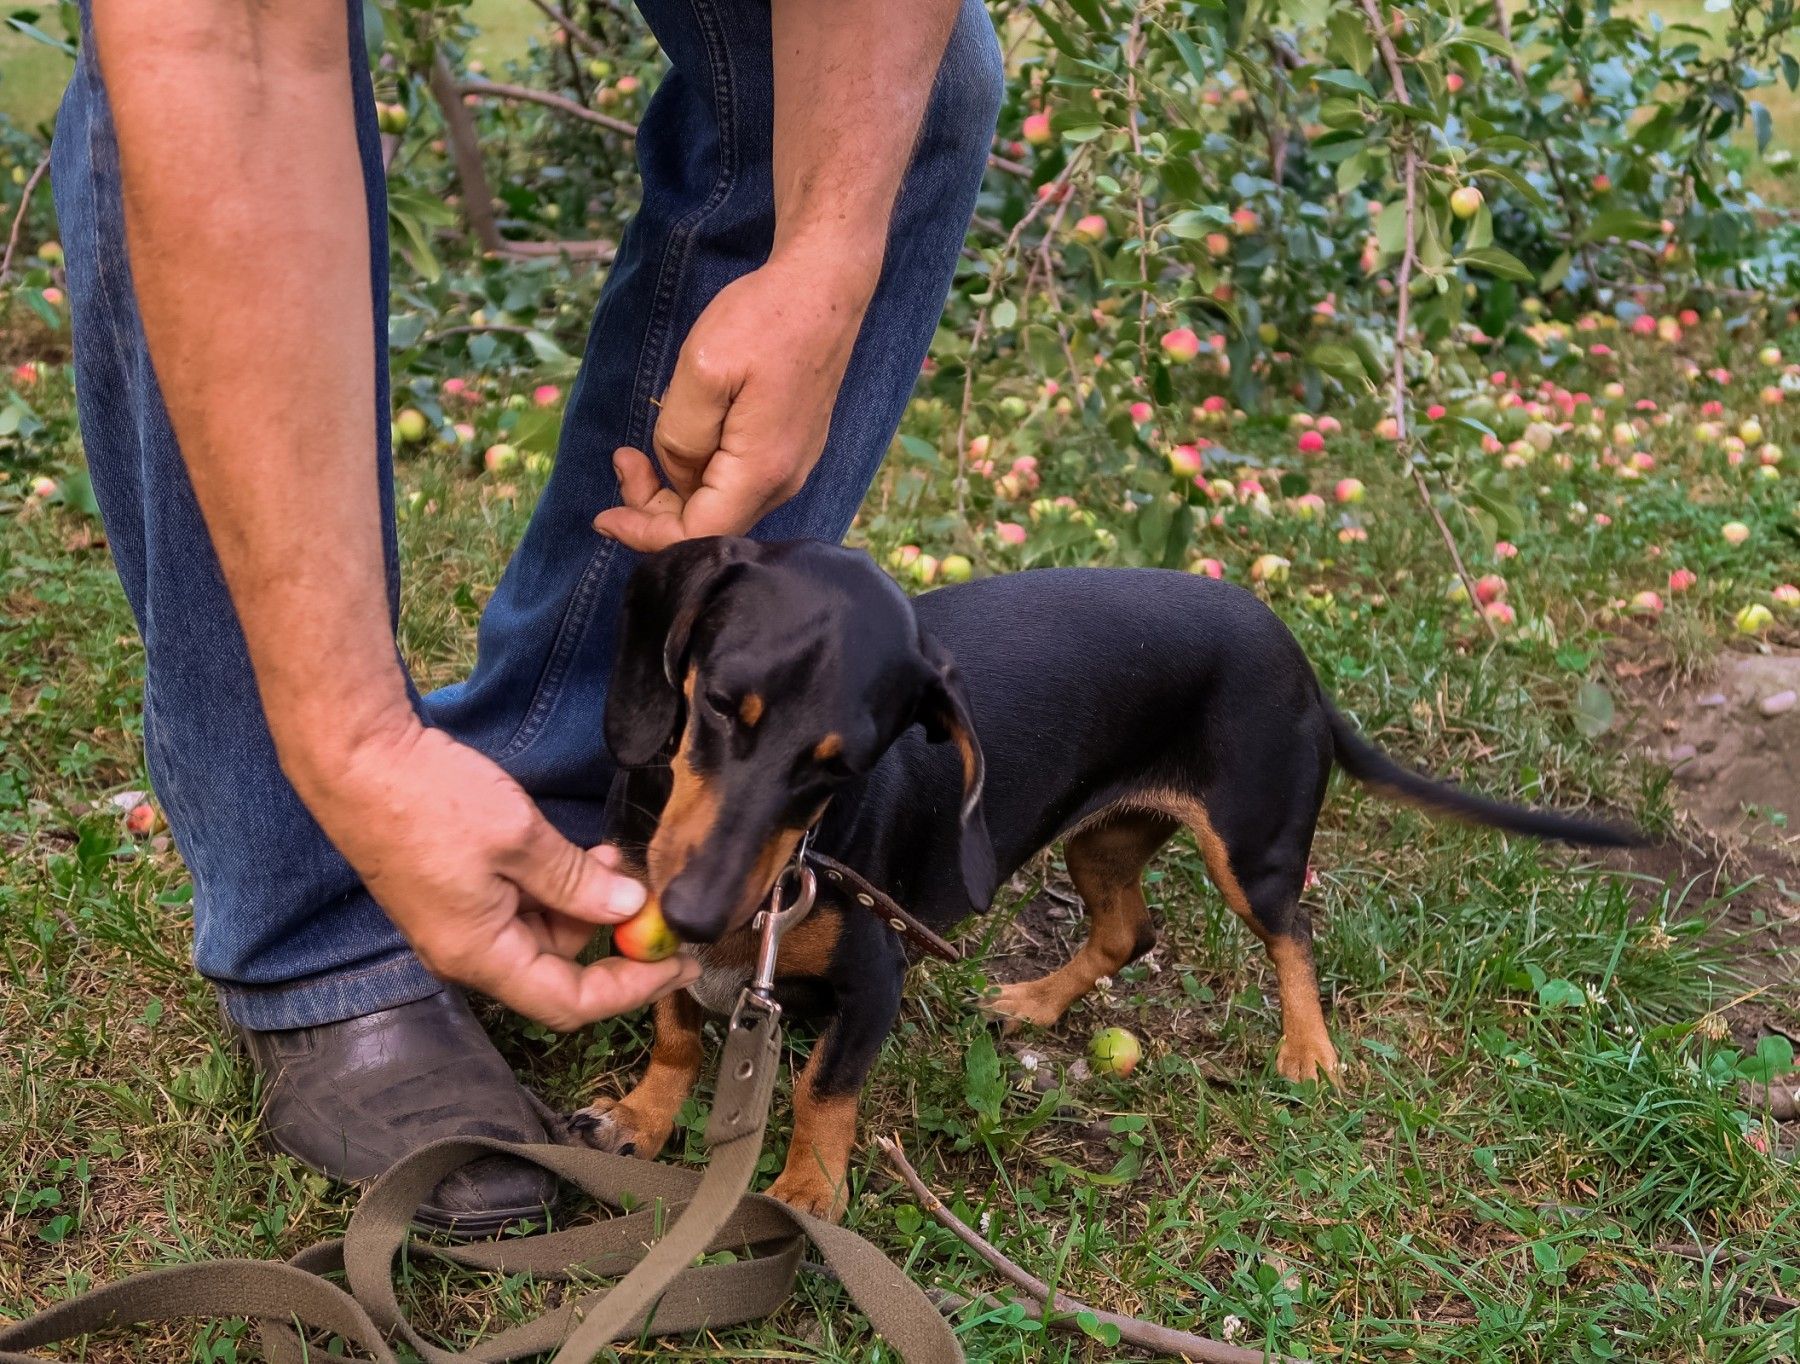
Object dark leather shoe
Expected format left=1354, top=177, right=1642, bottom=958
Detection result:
left=231, top=990, right=559, bottom=1238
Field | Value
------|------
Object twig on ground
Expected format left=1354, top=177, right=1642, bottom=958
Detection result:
left=1358, top=0, right=1495, bottom=637
left=460, top=77, right=639, bottom=138
left=878, top=1135, right=1303, bottom=1364
left=1, top=156, right=50, bottom=285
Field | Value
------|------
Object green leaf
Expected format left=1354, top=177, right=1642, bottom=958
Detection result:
left=1572, top=681, right=1615, bottom=738
left=509, top=405, right=563, bottom=454
left=1375, top=199, right=1409, bottom=257
left=1469, top=489, right=1522, bottom=538
left=991, top=298, right=1018, bottom=329
left=1061, top=0, right=1109, bottom=32
left=1475, top=163, right=1547, bottom=208
left=1313, top=68, right=1378, bottom=98
left=1460, top=246, right=1533, bottom=282
left=1537, top=977, right=1585, bottom=1009
left=1165, top=210, right=1218, bottom=240
left=523, top=329, right=575, bottom=368
left=1455, top=26, right=1514, bottom=56
left=1541, top=250, right=1573, bottom=293
left=389, top=210, right=442, bottom=284
left=897, top=434, right=939, bottom=464
left=962, top=1033, right=1004, bottom=1127
left=1326, top=9, right=1373, bottom=72
left=1028, top=2, right=1084, bottom=56
left=1075, top=1312, right=1122, bottom=1347
left=4, top=16, right=74, bottom=55
left=1466, top=202, right=1494, bottom=252
left=1578, top=209, right=1660, bottom=245
left=1170, top=28, right=1211, bottom=86
left=1308, top=341, right=1366, bottom=383
left=56, top=470, right=102, bottom=520
left=1060, top=123, right=1106, bottom=144
left=1739, top=1034, right=1795, bottom=1083
left=1753, top=102, right=1774, bottom=153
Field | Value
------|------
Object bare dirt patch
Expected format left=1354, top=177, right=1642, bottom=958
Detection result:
left=1618, top=643, right=1800, bottom=1147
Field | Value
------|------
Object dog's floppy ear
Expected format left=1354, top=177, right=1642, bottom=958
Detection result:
left=606, top=536, right=747, bottom=767
left=917, top=632, right=996, bottom=911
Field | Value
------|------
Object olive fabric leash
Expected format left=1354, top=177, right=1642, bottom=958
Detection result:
left=0, top=864, right=963, bottom=1364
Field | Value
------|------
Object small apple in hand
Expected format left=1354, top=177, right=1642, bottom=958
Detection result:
left=613, top=895, right=681, bottom=962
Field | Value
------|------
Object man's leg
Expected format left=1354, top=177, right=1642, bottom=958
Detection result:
left=425, top=0, right=1005, bottom=823
left=51, top=0, right=557, bottom=1233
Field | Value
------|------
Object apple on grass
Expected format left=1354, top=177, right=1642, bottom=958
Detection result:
left=1735, top=603, right=1774, bottom=635
left=394, top=408, right=429, bottom=444
left=1088, top=1027, right=1142, bottom=1077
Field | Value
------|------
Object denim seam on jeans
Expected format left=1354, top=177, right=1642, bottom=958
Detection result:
left=493, top=0, right=739, bottom=766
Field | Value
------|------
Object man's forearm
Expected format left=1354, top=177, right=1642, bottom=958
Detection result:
left=769, top=0, right=963, bottom=289
left=94, top=2, right=408, bottom=784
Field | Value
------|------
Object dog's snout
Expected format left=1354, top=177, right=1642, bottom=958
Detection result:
left=660, top=880, right=728, bottom=944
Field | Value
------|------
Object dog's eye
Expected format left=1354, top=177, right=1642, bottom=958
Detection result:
left=702, top=689, right=735, bottom=720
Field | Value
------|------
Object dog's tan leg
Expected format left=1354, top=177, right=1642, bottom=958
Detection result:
left=1185, top=801, right=1338, bottom=1083
left=765, top=1045, right=861, bottom=1222
left=983, top=812, right=1175, bottom=1031
left=569, top=989, right=704, bottom=1156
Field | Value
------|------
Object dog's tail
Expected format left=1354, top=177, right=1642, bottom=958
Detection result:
left=1325, top=700, right=1647, bottom=847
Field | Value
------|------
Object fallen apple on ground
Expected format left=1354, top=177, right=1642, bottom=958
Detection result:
left=1088, top=1027, right=1143, bottom=1077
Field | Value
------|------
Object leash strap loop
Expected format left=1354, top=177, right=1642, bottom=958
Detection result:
left=0, top=1009, right=963, bottom=1364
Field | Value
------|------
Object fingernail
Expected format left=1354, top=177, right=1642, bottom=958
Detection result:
left=610, top=879, right=647, bottom=913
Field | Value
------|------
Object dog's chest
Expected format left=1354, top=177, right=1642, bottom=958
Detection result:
left=685, top=939, right=754, bottom=1014
left=681, top=908, right=846, bottom=1016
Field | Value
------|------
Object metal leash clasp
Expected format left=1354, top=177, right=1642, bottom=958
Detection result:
left=740, top=832, right=817, bottom=1018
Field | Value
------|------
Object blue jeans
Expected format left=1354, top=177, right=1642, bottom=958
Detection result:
left=51, top=0, right=1001, bottom=1029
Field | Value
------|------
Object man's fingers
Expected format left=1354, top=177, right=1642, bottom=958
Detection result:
left=595, top=448, right=691, bottom=549
left=477, top=922, right=699, bottom=1030
left=593, top=504, right=687, bottom=552
left=520, top=907, right=597, bottom=959
left=611, top=446, right=671, bottom=509
left=654, top=343, right=737, bottom=497
left=501, top=818, right=647, bottom=925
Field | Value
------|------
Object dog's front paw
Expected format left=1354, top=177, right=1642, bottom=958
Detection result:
left=566, top=1099, right=673, bottom=1159
left=766, top=1165, right=849, bottom=1223
left=1275, top=1034, right=1341, bottom=1086
left=980, top=979, right=1070, bottom=1034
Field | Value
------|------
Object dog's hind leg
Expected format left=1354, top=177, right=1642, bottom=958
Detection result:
left=983, top=811, right=1176, bottom=1032
left=1187, top=798, right=1339, bottom=1084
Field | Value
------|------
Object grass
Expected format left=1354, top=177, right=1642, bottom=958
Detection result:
left=3, top=296, right=1799, bottom=1362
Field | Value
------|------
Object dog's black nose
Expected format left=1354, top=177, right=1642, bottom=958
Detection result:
left=660, top=879, right=727, bottom=944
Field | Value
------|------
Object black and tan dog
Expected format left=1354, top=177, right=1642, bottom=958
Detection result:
left=570, top=536, right=1640, bottom=1218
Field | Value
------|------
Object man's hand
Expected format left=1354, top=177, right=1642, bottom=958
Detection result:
left=293, top=716, right=698, bottom=1031
left=590, top=0, right=960, bottom=550
left=593, top=253, right=872, bottom=551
